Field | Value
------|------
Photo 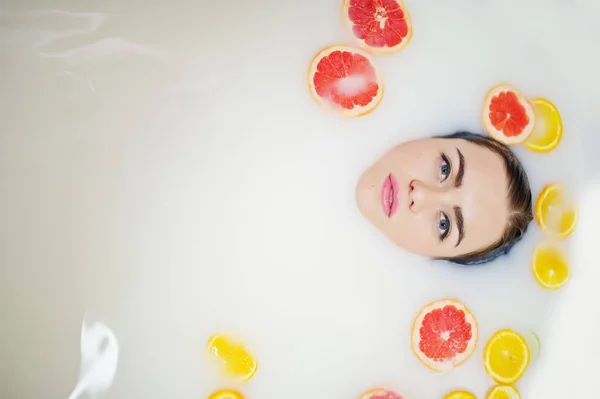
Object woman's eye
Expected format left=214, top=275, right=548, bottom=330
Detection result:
left=438, top=212, right=451, bottom=241
left=440, top=153, right=451, bottom=182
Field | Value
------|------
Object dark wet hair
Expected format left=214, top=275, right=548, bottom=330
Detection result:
left=435, top=131, right=533, bottom=266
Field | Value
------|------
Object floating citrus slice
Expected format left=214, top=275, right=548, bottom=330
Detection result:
left=359, top=388, right=404, bottom=399
left=482, top=84, right=535, bottom=145
left=444, top=390, right=476, bottom=399
left=486, top=385, right=521, bottom=399
left=206, top=333, right=258, bottom=383
left=535, top=184, right=578, bottom=238
left=484, top=329, right=530, bottom=384
left=411, top=299, right=478, bottom=371
left=308, top=45, right=383, bottom=117
left=524, top=98, right=563, bottom=152
left=208, top=389, right=245, bottom=399
left=342, top=0, right=412, bottom=54
left=532, top=242, right=570, bottom=289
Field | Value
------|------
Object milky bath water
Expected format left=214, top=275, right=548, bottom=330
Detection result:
left=1, top=1, right=599, bottom=398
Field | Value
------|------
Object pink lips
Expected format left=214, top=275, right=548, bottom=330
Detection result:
left=382, top=173, right=399, bottom=218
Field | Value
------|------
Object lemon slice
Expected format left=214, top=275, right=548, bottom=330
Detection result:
left=486, top=385, right=521, bottom=399
left=484, top=329, right=530, bottom=384
left=207, top=333, right=258, bottom=383
left=535, top=184, right=578, bottom=238
left=532, top=242, right=570, bottom=289
left=524, top=98, right=562, bottom=152
left=208, top=389, right=244, bottom=399
left=444, top=390, right=476, bottom=399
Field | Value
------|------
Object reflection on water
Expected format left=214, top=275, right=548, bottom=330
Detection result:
left=0, top=1, right=599, bottom=399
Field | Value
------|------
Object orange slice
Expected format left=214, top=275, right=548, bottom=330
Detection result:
left=308, top=45, right=383, bottom=117
left=535, top=183, right=578, bottom=238
left=411, top=299, right=478, bottom=371
left=524, top=98, right=563, bottom=152
left=208, top=389, right=245, bottom=399
left=486, top=385, right=521, bottom=399
left=206, top=333, right=257, bottom=383
left=482, top=84, right=535, bottom=145
left=484, top=329, right=530, bottom=384
left=532, top=242, right=570, bottom=289
left=342, top=0, right=412, bottom=54
left=444, top=390, right=476, bottom=399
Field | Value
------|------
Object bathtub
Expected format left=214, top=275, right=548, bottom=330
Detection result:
left=1, top=1, right=599, bottom=398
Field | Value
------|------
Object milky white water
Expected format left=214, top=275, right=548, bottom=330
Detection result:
left=1, top=1, right=599, bottom=398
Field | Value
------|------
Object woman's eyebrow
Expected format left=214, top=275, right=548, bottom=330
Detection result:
left=455, top=148, right=465, bottom=188
left=454, top=205, right=465, bottom=247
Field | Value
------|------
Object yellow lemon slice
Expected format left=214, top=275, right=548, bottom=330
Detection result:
left=207, top=333, right=258, bottom=383
left=532, top=242, right=570, bottom=289
left=208, top=389, right=245, bottom=399
left=484, top=329, right=530, bottom=384
left=486, top=385, right=521, bottom=399
left=535, top=184, right=578, bottom=238
left=524, top=98, right=562, bottom=152
left=444, top=390, right=477, bottom=399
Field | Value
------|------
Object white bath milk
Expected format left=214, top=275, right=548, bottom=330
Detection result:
left=0, top=0, right=598, bottom=398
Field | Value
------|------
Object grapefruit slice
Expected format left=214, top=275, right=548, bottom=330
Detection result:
left=206, top=333, right=258, bottom=383
left=535, top=183, right=578, bottom=239
left=444, top=390, right=476, bottom=399
left=524, top=98, right=563, bottom=152
left=482, top=84, right=535, bottom=145
left=359, top=389, right=404, bottom=399
left=342, top=0, right=413, bottom=54
left=411, top=299, right=478, bottom=371
left=484, top=329, right=530, bottom=384
left=532, top=242, right=570, bottom=289
left=208, top=390, right=244, bottom=399
left=486, top=385, right=521, bottom=399
left=308, top=45, right=383, bottom=117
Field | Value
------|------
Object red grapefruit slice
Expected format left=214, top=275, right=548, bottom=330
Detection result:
left=360, top=388, right=405, bottom=399
left=308, top=45, right=383, bottom=117
left=482, top=84, right=535, bottom=145
left=342, top=0, right=412, bottom=54
left=411, top=299, right=478, bottom=371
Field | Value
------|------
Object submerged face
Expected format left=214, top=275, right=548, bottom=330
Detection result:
left=356, top=138, right=510, bottom=258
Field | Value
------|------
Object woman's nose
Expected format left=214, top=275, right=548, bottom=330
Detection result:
left=409, top=180, right=441, bottom=213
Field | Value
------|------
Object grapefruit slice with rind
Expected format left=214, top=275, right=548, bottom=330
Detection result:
left=444, top=390, right=476, bottom=399
left=206, top=333, right=258, bottom=383
left=524, top=98, right=563, bottom=152
left=359, top=388, right=405, bottom=399
left=342, top=0, right=412, bottom=54
left=208, top=389, right=245, bottom=399
left=484, top=329, right=530, bottom=384
left=482, top=84, right=535, bottom=145
left=532, top=242, right=570, bottom=289
left=486, top=385, right=521, bottom=399
left=308, top=45, right=384, bottom=117
left=535, top=183, right=578, bottom=238
left=411, top=299, right=478, bottom=372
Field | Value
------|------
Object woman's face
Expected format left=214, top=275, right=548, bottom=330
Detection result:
left=356, top=138, right=510, bottom=258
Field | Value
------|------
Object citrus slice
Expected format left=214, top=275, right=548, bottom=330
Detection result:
left=484, top=329, right=530, bottom=384
left=486, top=385, right=521, bottom=399
left=524, top=98, right=563, bottom=152
left=444, top=390, right=476, bottom=399
left=308, top=45, right=383, bottom=117
left=535, top=183, right=578, bottom=238
left=411, top=299, right=478, bottom=371
left=208, top=389, right=245, bottom=399
left=532, top=242, right=570, bottom=289
left=206, top=333, right=258, bottom=383
left=359, top=388, right=404, bottom=399
left=342, top=0, right=412, bottom=54
left=482, top=84, right=535, bottom=144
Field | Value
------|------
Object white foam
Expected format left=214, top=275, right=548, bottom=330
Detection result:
left=335, top=74, right=369, bottom=97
